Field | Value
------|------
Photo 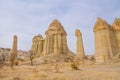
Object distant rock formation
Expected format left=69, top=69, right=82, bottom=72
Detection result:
left=9, top=35, right=18, bottom=67
left=0, top=48, right=10, bottom=61
left=75, top=29, right=85, bottom=61
left=94, top=18, right=119, bottom=63
left=31, top=34, right=44, bottom=57
left=31, top=19, right=73, bottom=57
left=0, top=47, right=29, bottom=62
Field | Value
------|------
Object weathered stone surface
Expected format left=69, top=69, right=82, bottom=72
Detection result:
left=112, top=18, right=120, bottom=60
left=0, top=48, right=10, bottom=61
left=31, top=34, right=43, bottom=57
left=93, top=17, right=111, bottom=32
left=75, top=29, right=85, bottom=61
left=94, top=18, right=119, bottom=63
left=94, top=18, right=111, bottom=63
left=108, top=29, right=119, bottom=57
left=9, top=35, right=18, bottom=67
left=112, top=18, right=120, bottom=31
left=112, top=18, right=120, bottom=50
left=31, top=19, right=72, bottom=57
left=43, top=19, right=68, bottom=55
left=31, top=36, right=38, bottom=55
left=36, top=34, right=44, bottom=56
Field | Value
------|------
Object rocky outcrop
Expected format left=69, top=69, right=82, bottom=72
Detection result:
left=31, top=19, right=73, bottom=57
left=112, top=18, right=120, bottom=51
left=0, top=48, right=10, bottom=61
left=75, top=29, right=85, bottom=61
left=112, top=18, right=120, bottom=30
left=31, top=34, right=44, bottom=57
left=31, top=36, right=38, bottom=56
left=112, top=18, right=120, bottom=61
left=43, top=19, right=68, bottom=55
left=0, top=47, right=30, bottom=62
left=93, top=17, right=111, bottom=32
left=94, top=18, right=119, bottom=63
left=9, top=35, right=18, bottom=67
left=94, top=18, right=111, bottom=63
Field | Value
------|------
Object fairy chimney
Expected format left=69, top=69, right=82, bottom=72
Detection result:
left=75, top=29, right=85, bottom=61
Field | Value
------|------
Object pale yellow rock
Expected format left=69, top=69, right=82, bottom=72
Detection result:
left=49, top=35, right=53, bottom=53
left=31, top=19, right=73, bottom=57
left=112, top=18, right=120, bottom=60
left=112, top=18, right=120, bottom=31
left=114, top=31, right=120, bottom=50
left=9, top=35, right=18, bottom=67
left=31, top=36, right=38, bottom=55
left=58, top=32, right=62, bottom=54
left=94, top=18, right=116, bottom=63
left=43, top=19, right=69, bottom=55
left=109, top=28, right=119, bottom=56
left=31, top=34, right=43, bottom=57
left=49, top=19, right=67, bottom=35
left=93, top=17, right=111, bottom=32
left=62, top=35, right=68, bottom=54
left=53, top=34, right=58, bottom=54
left=36, top=34, right=43, bottom=56
left=112, top=18, right=120, bottom=50
left=43, top=36, right=47, bottom=56
left=75, top=29, right=85, bottom=61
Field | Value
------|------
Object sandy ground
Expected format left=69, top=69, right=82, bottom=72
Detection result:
left=0, top=63, right=120, bottom=80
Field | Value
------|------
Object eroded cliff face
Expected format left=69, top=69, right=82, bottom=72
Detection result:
left=9, top=35, right=18, bottom=67
left=112, top=18, right=120, bottom=60
left=94, top=18, right=120, bottom=63
left=31, top=19, right=72, bottom=57
left=112, top=18, right=120, bottom=31
left=93, top=17, right=111, bottom=32
left=112, top=18, right=120, bottom=50
left=31, top=34, right=43, bottom=57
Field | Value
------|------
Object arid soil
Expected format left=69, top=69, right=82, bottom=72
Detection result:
left=0, top=62, right=120, bottom=80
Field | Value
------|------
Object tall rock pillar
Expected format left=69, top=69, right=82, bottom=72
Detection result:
left=75, top=29, right=85, bottom=61
left=94, top=18, right=115, bottom=63
left=12, top=35, right=18, bottom=52
left=9, top=35, right=18, bottom=67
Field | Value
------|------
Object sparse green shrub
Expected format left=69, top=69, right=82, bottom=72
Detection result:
left=70, top=63, right=78, bottom=70
left=14, top=61, right=19, bottom=66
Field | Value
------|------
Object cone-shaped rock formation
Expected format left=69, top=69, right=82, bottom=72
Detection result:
left=31, top=19, right=72, bottom=57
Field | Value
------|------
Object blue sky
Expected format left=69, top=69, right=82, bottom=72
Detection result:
left=0, top=0, right=120, bottom=54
